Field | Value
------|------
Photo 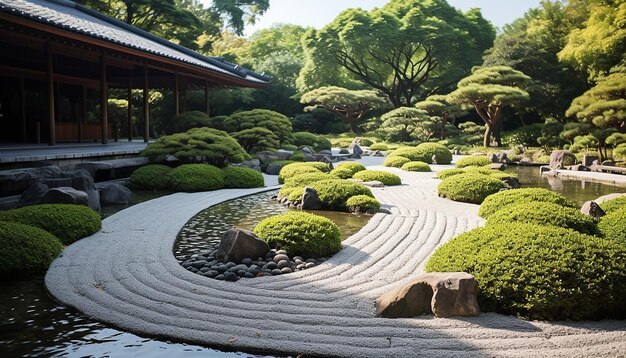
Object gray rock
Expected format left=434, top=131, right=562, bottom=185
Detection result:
left=373, top=151, right=384, bottom=157
left=318, top=150, right=332, bottom=156
left=276, top=250, right=287, bottom=255
left=215, top=274, right=225, bottom=280
left=217, top=265, right=228, bottom=273
left=225, top=262, right=236, bottom=269
left=352, top=144, right=363, bottom=156
left=339, top=148, right=350, bottom=154
left=319, top=156, right=334, bottom=169
left=99, top=183, right=132, bottom=205
left=244, top=272, right=255, bottom=278
left=0, top=165, right=61, bottom=197
left=497, top=151, right=510, bottom=163
left=18, top=182, right=49, bottom=207
left=241, top=258, right=253, bottom=265
left=266, top=261, right=278, bottom=270
left=237, top=270, right=247, bottom=277
left=271, top=269, right=282, bottom=275
left=595, top=193, right=626, bottom=204
left=502, top=177, right=520, bottom=189
left=305, top=262, right=316, bottom=269
left=489, top=153, right=499, bottom=163
left=273, top=254, right=289, bottom=263
left=224, top=272, right=238, bottom=281
left=580, top=200, right=605, bottom=218
left=296, top=264, right=305, bottom=270
left=265, top=162, right=284, bottom=175
left=489, top=163, right=506, bottom=171
left=362, top=181, right=384, bottom=188
left=301, top=146, right=314, bottom=154
left=301, top=187, right=323, bottom=210
left=566, top=164, right=590, bottom=171
left=232, top=159, right=261, bottom=172
left=277, top=260, right=290, bottom=269
left=216, top=228, right=271, bottom=264
left=256, top=151, right=291, bottom=165
left=280, top=267, right=293, bottom=274
left=549, top=150, right=577, bottom=169
left=40, top=187, right=89, bottom=206
left=63, top=169, right=100, bottom=211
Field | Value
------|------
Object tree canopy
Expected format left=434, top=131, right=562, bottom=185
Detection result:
left=414, top=95, right=466, bottom=139
left=566, top=72, right=626, bottom=132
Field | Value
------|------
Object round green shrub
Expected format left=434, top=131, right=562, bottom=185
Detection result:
left=278, top=165, right=322, bottom=184
left=455, top=156, right=492, bottom=168
left=169, top=111, right=212, bottom=133
left=438, top=173, right=505, bottom=204
left=426, top=223, right=626, bottom=320
left=288, top=152, right=307, bottom=162
left=221, top=167, right=264, bottom=188
left=401, top=161, right=431, bottom=172
left=223, top=109, right=293, bottom=145
left=282, top=172, right=333, bottom=191
left=0, top=221, right=64, bottom=278
left=384, top=156, right=411, bottom=168
left=287, top=187, right=306, bottom=202
left=346, top=195, right=380, bottom=213
left=231, top=127, right=280, bottom=154
left=414, top=143, right=453, bottom=164
left=292, top=132, right=332, bottom=152
left=169, top=164, right=224, bottom=192
left=369, top=143, right=389, bottom=151
left=436, top=168, right=464, bottom=179
left=598, top=207, right=626, bottom=243
left=599, top=196, right=626, bottom=214
left=479, top=188, right=578, bottom=218
left=353, top=170, right=401, bottom=186
left=130, top=164, right=172, bottom=190
left=0, top=204, right=101, bottom=245
left=387, top=148, right=424, bottom=162
left=254, top=211, right=342, bottom=258
left=487, top=201, right=599, bottom=235
left=309, top=179, right=374, bottom=210
left=329, top=167, right=354, bottom=179
left=487, top=171, right=518, bottom=180
left=334, top=162, right=366, bottom=176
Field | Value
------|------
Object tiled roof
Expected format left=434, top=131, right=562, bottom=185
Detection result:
left=0, top=0, right=270, bottom=84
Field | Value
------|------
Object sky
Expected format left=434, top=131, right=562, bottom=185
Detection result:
left=237, top=0, right=543, bottom=36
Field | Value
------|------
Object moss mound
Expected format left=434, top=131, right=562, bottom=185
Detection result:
left=487, top=201, right=599, bottom=235
left=0, top=204, right=101, bottom=245
left=0, top=221, right=64, bottom=278
left=479, top=188, right=578, bottom=218
left=329, top=167, right=354, bottom=179
left=280, top=172, right=333, bottom=194
left=346, top=195, right=380, bottom=213
left=369, top=143, right=388, bottom=151
left=401, top=161, right=431, bottom=172
left=415, top=143, right=453, bottom=164
left=438, top=173, right=505, bottom=204
left=169, top=164, right=224, bottom=192
left=254, top=211, right=342, bottom=258
left=278, top=162, right=331, bottom=183
left=599, top=196, right=626, bottom=214
left=309, top=179, right=374, bottom=210
left=384, top=156, right=411, bottom=168
left=334, top=162, right=366, bottom=176
left=353, top=170, right=401, bottom=186
left=598, top=207, right=626, bottom=243
left=426, top=223, right=626, bottom=320
left=221, top=167, right=264, bottom=188
left=130, top=164, right=172, bottom=190
left=455, top=156, right=492, bottom=168
left=436, top=168, right=464, bottom=179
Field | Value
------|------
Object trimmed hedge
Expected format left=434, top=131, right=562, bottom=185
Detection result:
left=401, top=161, right=431, bottom=172
left=254, top=211, right=342, bottom=258
left=353, top=170, right=402, bottom=186
left=598, top=207, right=626, bottom=243
left=130, top=164, right=172, bottom=190
left=329, top=167, right=354, bottom=179
left=369, top=143, right=389, bottom=151
left=426, top=223, right=626, bottom=320
left=232, top=127, right=280, bottom=154
left=455, top=156, right=492, bottom=168
left=278, top=162, right=331, bottom=183
left=222, top=167, right=264, bottom=188
left=288, top=152, right=307, bottom=161
left=387, top=143, right=452, bottom=164
left=292, top=132, right=332, bottom=152
left=384, top=156, right=411, bottom=168
left=334, top=162, right=366, bottom=177
left=0, top=204, right=101, bottom=245
left=438, top=173, right=505, bottom=204
left=479, top=188, right=578, bottom=218
left=388, top=148, right=423, bottom=161
left=169, top=164, right=224, bottom=192
left=436, top=168, right=464, bottom=179
left=599, top=196, right=626, bottom=214
left=0, top=221, right=64, bottom=278
left=346, top=195, right=381, bottom=213
left=309, top=179, right=374, bottom=210
left=281, top=172, right=333, bottom=192
left=487, top=201, right=599, bottom=235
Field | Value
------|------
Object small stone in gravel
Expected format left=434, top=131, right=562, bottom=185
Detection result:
left=241, top=258, right=252, bottom=265
left=234, top=264, right=248, bottom=271
left=276, top=250, right=287, bottom=255
left=296, top=264, right=305, bottom=270
left=277, top=260, right=290, bottom=269
left=293, top=256, right=303, bottom=261
left=266, top=262, right=278, bottom=270
left=294, top=259, right=303, bottom=265
left=225, top=262, right=236, bottom=269
left=305, top=262, right=316, bottom=269
left=217, top=265, right=228, bottom=273
left=271, top=269, right=282, bottom=275
left=224, top=272, right=238, bottom=281
left=257, top=261, right=266, bottom=267
left=215, top=274, right=225, bottom=280
left=200, top=267, right=210, bottom=272
left=182, top=261, right=193, bottom=268
left=207, top=270, right=219, bottom=278
left=280, top=267, right=293, bottom=274
left=273, top=254, right=289, bottom=263
left=192, top=260, right=207, bottom=268
left=237, top=270, right=247, bottom=277
left=244, top=272, right=255, bottom=278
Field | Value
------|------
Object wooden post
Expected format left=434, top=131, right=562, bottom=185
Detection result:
left=80, top=86, right=86, bottom=143
left=20, top=77, right=26, bottom=142
left=143, top=65, right=149, bottom=142
left=127, top=77, right=133, bottom=141
left=100, top=55, right=108, bottom=144
left=174, top=72, right=180, bottom=115
left=46, top=43, right=56, bottom=146
left=204, top=79, right=210, bottom=116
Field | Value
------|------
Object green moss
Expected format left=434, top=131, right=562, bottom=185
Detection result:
left=278, top=162, right=331, bottom=183
left=346, top=195, right=380, bottom=213
left=169, top=164, right=224, bottom=192
left=384, top=156, right=411, bottom=168
left=415, top=143, right=453, bottom=164
left=436, top=168, right=465, bottom=179
left=329, top=167, right=354, bottom=179
left=353, top=170, right=401, bottom=186
left=221, top=167, right=264, bottom=188
left=598, top=207, right=626, bottom=243
left=388, top=148, right=424, bottom=161
left=487, top=201, right=599, bottom=235
left=254, top=211, right=342, bottom=258
left=0, top=204, right=101, bottom=245
left=130, top=164, right=172, bottom=190
left=479, top=188, right=578, bottom=218
left=309, top=179, right=374, bottom=211
left=0, top=221, right=64, bottom=278
left=282, top=172, right=334, bottom=191
left=369, top=143, right=389, bottom=151
left=599, top=196, right=626, bottom=214
left=455, top=156, right=492, bottom=168
left=333, top=162, right=366, bottom=176
left=438, top=173, right=505, bottom=204
left=426, top=223, right=626, bottom=320
left=401, top=161, right=431, bottom=172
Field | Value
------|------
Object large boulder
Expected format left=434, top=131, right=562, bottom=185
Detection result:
left=265, top=162, right=284, bottom=175
left=549, top=150, right=576, bottom=169
left=0, top=165, right=61, bottom=197
left=63, top=169, right=100, bottom=211
left=256, top=151, right=291, bottom=165
left=318, top=156, right=334, bottom=170
left=99, top=183, right=132, bottom=205
left=301, top=187, right=323, bottom=210
left=580, top=200, right=606, bottom=218
left=40, top=187, right=89, bottom=206
left=375, top=272, right=480, bottom=318
left=233, top=159, right=262, bottom=172
left=352, top=144, right=364, bottom=157
left=595, top=193, right=626, bottom=204
left=18, top=182, right=49, bottom=207
left=216, top=228, right=270, bottom=264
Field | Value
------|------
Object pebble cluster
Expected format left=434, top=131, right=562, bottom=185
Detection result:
left=180, top=249, right=327, bottom=282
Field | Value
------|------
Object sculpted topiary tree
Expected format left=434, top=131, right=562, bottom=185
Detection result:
left=232, top=127, right=280, bottom=153
left=414, top=95, right=466, bottom=139
left=300, top=86, right=389, bottom=133
left=222, top=109, right=293, bottom=145
left=380, top=107, right=429, bottom=142
left=449, top=66, right=532, bottom=147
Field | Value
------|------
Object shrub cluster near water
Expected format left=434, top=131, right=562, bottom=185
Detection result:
left=388, top=143, right=452, bottom=164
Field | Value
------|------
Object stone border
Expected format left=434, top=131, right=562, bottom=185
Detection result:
left=45, top=165, right=626, bottom=357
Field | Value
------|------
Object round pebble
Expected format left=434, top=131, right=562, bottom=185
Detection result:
left=217, top=265, right=228, bottom=273
left=215, top=274, right=225, bottom=280
left=225, top=262, right=236, bottom=269
left=276, top=250, right=287, bottom=255
left=280, top=267, right=293, bottom=274
left=200, top=267, right=210, bottom=273
left=294, top=259, right=303, bottom=265
left=237, top=270, right=247, bottom=277
left=296, top=264, right=305, bottom=270
left=271, top=269, right=282, bottom=275
left=277, top=260, right=290, bottom=269
left=273, top=254, right=289, bottom=263
left=244, top=272, right=255, bottom=278
left=266, top=262, right=278, bottom=270
left=305, top=262, right=316, bottom=269
left=241, top=258, right=252, bottom=265
left=224, top=272, right=238, bottom=281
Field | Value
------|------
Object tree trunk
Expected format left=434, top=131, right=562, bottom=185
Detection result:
left=348, top=119, right=361, bottom=134
left=483, top=125, right=493, bottom=147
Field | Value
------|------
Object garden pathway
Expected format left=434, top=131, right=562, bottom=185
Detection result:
left=45, top=158, right=626, bottom=357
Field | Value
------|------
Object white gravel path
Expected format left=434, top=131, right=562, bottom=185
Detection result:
left=45, top=159, right=626, bottom=357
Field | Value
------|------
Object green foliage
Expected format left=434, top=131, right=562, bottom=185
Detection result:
left=278, top=162, right=330, bottom=184
left=140, top=127, right=250, bottom=167
left=221, top=167, right=264, bottom=188
left=410, top=143, right=453, bottom=164
left=426, top=223, right=626, bottom=320
left=599, top=196, right=626, bottom=214
left=436, top=168, right=465, bottom=179
left=169, top=164, right=224, bottom=192
left=503, top=124, right=543, bottom=147
left=401, top=161, right=431, bottom=172
left=414, top=95, right=467, bottom=140
left=292, top=132, right=332, bottom=152
left=231, top=127, right=280, bottom=153
left=0, top=221, right=63, bottom=278
left=438, top=173, right=505, bottom=204
left=353, top=170, right=401, bottom=186
left=333, top=162, right=366, bottom=177
left=455, top=156, right=492, bottom=168
left=369, top=143, right=389, bottom=151
left=479, top=187, right=578, bottom=218
left=281, top=172, right=334, bottom=192
left=0, top=204, right=101, bottom=245
left=346, top=195, right=381, bottom=213
left=223, top=109, right=293, bottom=145
left=254, top=211, right=342, bottom=258
left=599, top=207, right=626, bottom=244
left=130, top=164, right=172, bottom=190
left=384, top=155, right=411, bottom=168
left=487, top=201, right=599, bottom=236
left=379, top=107, right=429, bottom=142
left=288, top=152, right=307, bottom=162
left=328, top=168, right=353, bottom=179
left=537, top=118, right=567, bottom=148
left=309, top=179, right=374, bottom=211
left=169, top=111, right=212, bottom=134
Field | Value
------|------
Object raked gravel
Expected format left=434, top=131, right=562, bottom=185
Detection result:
left=45, top=159, right=626, bottom=357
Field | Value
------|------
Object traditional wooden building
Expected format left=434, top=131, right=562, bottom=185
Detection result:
left=0, top=0, right=269, bottom=145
